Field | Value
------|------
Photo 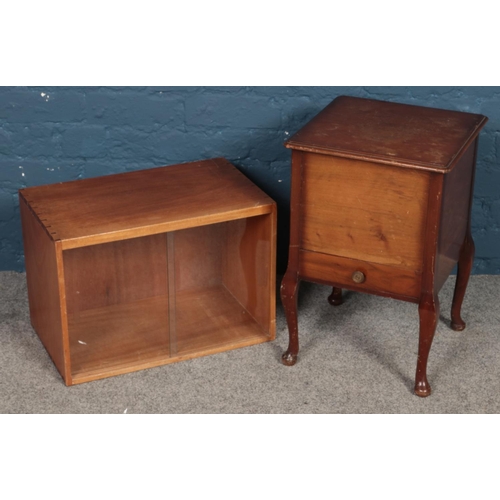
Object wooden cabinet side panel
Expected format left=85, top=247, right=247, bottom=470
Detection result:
left=420, top=173, right=445, bottom=296
left=435, top=142, right=476, bottom=292
left=20, top=197, right=68, bottom=380
left=223, top=211, right=276, bottom=338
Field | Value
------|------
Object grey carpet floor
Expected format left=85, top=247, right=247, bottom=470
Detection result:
left=1, top=271, right=499, bottom=413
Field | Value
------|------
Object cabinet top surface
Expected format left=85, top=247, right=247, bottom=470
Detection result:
left=285, top=96, right=488, bottom=171
left=19, top=158, right=275, bottom=248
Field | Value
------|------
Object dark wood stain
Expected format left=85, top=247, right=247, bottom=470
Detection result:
left=281, top=96, right=487, bottom=397
left=286, top=96, right=487, bottom=172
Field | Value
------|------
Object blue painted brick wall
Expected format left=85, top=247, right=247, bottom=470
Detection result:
left=1, top=86, right=499, bottom=273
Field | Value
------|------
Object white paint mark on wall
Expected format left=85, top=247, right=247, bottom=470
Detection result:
left=78, top=340, right=87, bottom=345
left=46, top=168, right=55, bottom=171
left=40, top=92, right=50, bottom=102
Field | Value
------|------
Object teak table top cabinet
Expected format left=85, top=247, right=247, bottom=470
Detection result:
left=19, top=158, right=276, bottom=385
left=281, top=96, right=488, bottom=397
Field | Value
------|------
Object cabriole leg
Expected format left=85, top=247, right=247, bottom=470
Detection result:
left=415, top=294, right=440, bottom=397
left=280, top=272, right=300, bottom=366
left=451, top=234, right=475, bottom=331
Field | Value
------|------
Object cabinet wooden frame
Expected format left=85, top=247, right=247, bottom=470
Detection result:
left=280, top=96, right=487, bottom=397
left=20, top=158, right=277, bottom=385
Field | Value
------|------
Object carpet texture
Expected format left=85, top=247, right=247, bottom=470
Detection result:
left=1, top=271, right=499, bottom=413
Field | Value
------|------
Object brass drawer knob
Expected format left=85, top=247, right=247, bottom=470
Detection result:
left=352, top=271, right=366, bottom=284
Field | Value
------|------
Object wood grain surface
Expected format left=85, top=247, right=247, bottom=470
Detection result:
left=300, top=153, right=429, bottom=272
left=299, top=250, right=421, bottom=301
left=223, top=213, right=276, bottom=335
left=434, top=141, right=476, bottom=292
left=286, top=96, right=487, bottom=172
left=64, top=233, right=168, bottom=314
left=281, top=96, right=488, bottom=396
left=69, top=287, right=270, bottom=384
left=19, top=158, right=275, bottom=249
left=20, top=196, right=71, bottom=383
left=20, top=158, right=277, bottom=385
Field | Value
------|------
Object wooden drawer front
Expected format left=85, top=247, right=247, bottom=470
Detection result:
left=299, top=153, right=429, bottom=273
left=299, top=250, right=421, bottom=301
